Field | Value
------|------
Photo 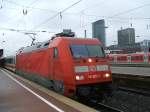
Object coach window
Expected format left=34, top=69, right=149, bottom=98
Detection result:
left=53, top=48, right=58, bottom=58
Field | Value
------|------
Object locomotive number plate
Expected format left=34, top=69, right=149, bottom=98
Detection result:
left=89, top=65, right=96, bottom=71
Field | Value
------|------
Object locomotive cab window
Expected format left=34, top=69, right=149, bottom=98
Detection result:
left=70, top=45, right=88, bottom=58
left=87, top=45, right=105, bottom=58
left=53, top=48, right=58, bottom=58
left=70, top=45, right=105, bottom=58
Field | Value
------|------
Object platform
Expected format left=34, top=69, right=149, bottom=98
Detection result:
left=111, top=66, right=150, bottom=76
left=0, top=68, right=97, bottom=112
left=111, top=66, right=150, bottom=90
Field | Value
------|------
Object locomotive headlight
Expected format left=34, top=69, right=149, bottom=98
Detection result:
left=76, top=76, right=80, bottom=80
left=76, top=75, right=84, bottom=80
left=105, top=73, right=110, bottom=78
left=88, top=58, right=92, bottom=63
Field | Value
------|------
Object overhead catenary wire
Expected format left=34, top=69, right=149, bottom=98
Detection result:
left=1, top=1, right=150, bottom=36
left=4, top=0, right=56, bottom=12
left=108, top=3, right=150, bottom=18
left=73, top=2, right=150, bottom=31
left=33, top=0, right=83, bottom=29
left=0, top=27, right=55, bottom=34
left=4, top=0, right=150, bottom=30
left=65, top=12, right=150, bottom=21
left=79, top=0, right=109, bottom=13
left=77, top=1, right=150, bottom=27
left=0, top=26, right=94, bottom=38
left=3, top=0, right=42, bottom=29
left=60, top=0, right=83, bottom=13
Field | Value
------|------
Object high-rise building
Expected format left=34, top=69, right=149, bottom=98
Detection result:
left=92, top=19, right=106, bottom=46
left=118, top=28, right=135, bottom=47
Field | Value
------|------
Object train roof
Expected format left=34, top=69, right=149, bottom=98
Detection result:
left=17, top=36, right=101, bottom=54
left=17, top=40, right=51, bottom=54
left=54, top=37, right=102, bottom=45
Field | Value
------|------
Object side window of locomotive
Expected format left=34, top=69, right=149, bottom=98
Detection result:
left=53, top=48, right=58, bottom=58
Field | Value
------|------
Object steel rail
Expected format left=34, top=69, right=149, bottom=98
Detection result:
left=118, top=87, right=150, bottom=97
left=97, top=102, right=124, bottom=112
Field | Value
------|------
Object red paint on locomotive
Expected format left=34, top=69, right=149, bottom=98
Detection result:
left=15, top=37, right=112, bottom=96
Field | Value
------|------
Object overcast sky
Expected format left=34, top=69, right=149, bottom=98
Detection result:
left=0, top=0, right=150, bottom=56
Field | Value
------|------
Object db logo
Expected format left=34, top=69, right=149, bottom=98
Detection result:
left=89, top=66, right=96, bottom=71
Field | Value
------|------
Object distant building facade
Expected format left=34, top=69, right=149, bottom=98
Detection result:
left=118, top=28, right=135, bottom=47
left=107, top=43, right=142, bottom=54
left=92, top=19, right=106, bottom=46
left=140, top=40, right=150, bottom=52
left=140, top=40, right=150, bottom=47
left=107, top=28, right=150, bottom=54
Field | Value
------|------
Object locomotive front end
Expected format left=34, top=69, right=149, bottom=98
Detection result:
left=69, top=42, right=112, bottom=99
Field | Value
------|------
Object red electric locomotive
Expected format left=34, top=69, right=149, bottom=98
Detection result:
left=9, top=32, right=112, bottom=98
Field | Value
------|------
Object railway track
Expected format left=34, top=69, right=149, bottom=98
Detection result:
left=87, top=86, right=150, bottom=112
left=118, top=87, right=150, bottom=97
left=97, top=102, right=124, bottom=112
left=82, top=100, right=123, bottom=112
